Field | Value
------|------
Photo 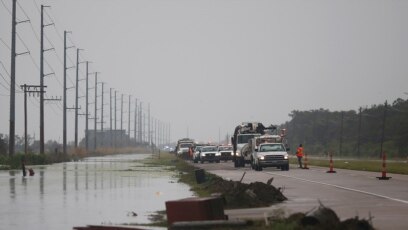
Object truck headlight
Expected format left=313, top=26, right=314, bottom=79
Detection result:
left=284, top=155, right=288, bottom=160
left=259, top=156, right=264, bottom=160
left=216, top=152, right=221, bottom=156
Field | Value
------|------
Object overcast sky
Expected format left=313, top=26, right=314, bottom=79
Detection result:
left=1, top=0, right=407, bottom=144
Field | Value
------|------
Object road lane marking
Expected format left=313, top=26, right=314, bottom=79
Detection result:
left=265, top=171, right=408, bottom=205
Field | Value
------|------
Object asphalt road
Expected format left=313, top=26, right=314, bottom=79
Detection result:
left=190, top=160, right=408, bottom=230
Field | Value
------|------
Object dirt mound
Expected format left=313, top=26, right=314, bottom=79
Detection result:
left=202, top=174, right=287, bottom=209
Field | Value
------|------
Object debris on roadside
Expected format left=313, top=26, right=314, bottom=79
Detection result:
left=200, top=173, right=287, bottom=209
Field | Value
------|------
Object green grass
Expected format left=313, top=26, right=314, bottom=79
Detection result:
left=290, top=156, right=408, bottom=175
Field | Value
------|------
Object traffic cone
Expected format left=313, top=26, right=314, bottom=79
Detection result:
left=326, top=153, right=336, bottom=173
left=302, top=153, right=309, bottom=169
left=377, top=152, right=391, bottom=180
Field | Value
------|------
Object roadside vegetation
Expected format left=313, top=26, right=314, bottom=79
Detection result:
left=289, top=156, right=408, bottom=175
left=283, top=98, right=408, bottom=159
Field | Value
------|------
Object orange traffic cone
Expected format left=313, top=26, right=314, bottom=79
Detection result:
left=326, top=153, right=336, bottom=173
left=377, top=152, right=391, bottom=180
left=302, top=153, right=309, bottom=169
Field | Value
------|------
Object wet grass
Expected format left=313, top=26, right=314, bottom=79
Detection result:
left=290, top=156, right=408, bottom=174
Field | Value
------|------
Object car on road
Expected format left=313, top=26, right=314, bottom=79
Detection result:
left=251, top=143, right=289, bottom=171
left=217, top=145, right=233, bottom=162
left=198, top=146, right=220, bottom=163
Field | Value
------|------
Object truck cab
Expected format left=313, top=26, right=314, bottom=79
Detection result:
left=251, top=142, right=289, bottom=171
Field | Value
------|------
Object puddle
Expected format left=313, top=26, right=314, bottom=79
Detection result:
left=0, top=153, right=193, bottom=229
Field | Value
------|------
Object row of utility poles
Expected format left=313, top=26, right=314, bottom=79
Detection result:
left=7, top=0, right=171, bottom=157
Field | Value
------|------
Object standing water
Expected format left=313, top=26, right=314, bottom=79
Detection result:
left=0, top=153, right=194, bottom=229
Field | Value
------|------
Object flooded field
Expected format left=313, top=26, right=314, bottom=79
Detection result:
left=0, top=153, right=194, bottom=229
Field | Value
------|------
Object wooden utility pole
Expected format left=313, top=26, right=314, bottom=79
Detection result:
left=9, top=0, right=17, bottom=157
left=114, top=90, right=117, bottom=148
left=120, top=94, right=124, bottom=145
left=20, top=85, right=43, bottom=155
left=63, top=31, right=73, bottom=156
left=110, top=88, right=113, bottom=147
left=94, top=73, right=98, bottom=151
left=133, top=98, right=138, bottom=144
left=128, top=95, right=131, bottom=145
left=40, top=5, right=53, bottom=154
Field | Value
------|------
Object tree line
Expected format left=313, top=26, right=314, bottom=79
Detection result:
left=283, top=98, right=408, bottom=158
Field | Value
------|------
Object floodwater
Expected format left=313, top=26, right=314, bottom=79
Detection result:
left=0, top=153, right=194, bottom=229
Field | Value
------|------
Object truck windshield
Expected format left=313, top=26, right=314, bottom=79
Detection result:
left=260, top=144, right=285, bottom=152
left=180, top=143, right=192, bottom=148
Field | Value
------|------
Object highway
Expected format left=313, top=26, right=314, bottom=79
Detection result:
left=190, top=160, right=408, bottom=230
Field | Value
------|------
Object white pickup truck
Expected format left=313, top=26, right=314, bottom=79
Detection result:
left=251, top=142, right=289, bottom=171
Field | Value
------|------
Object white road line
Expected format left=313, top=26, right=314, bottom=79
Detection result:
left=265, top=171, right=408, bottom=205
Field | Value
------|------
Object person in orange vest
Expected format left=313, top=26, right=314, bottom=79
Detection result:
left=296, top=144, right=304, bottom=168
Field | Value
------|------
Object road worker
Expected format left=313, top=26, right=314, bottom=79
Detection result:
left=296, top=144, right=304, bottom=168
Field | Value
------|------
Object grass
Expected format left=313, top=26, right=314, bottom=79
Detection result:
left=290, top=156, right=408, bottom=175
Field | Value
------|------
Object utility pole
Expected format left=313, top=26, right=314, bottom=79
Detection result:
left=128, top=95, right=131, bottom=146
left=94, top=73, right=98, bottom=151
left=101, top=83, right=104, bottom=131
left=40, top=4, right=52, bottom=155
left=9, top=0, right=17, bottom=157
left=133, top=98, right=137, bottom=144
left=74, top=48, right=83, bottom=148
left=20, top=85, right=43, bottom=155
left=100, top=82, right=105, bottom=147
left=155, top=119, right=158, bottom=147
left=85, top=62, right=90, bottom=151
left=110, top=88, right=113, bottom=147
left=120, top=94, right=124, bottom=145
left=148, top=103, right=151, bottom=146
left=139, top=102, right=142, bottom=143
left=114, top=90, right=117, bottom=148
left=63, top=31, right=73, bottom=156
left=8, top=0, right=30, bottom=156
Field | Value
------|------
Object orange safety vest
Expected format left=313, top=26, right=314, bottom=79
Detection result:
left=296, top=147, right=304, bottom=157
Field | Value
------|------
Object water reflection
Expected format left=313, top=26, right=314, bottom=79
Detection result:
left=1, top=153, right=194, bottom=229
left=9, top=171, right=15, bottom=199
left=63, top=163, right=67, bottom=192
left=40, top=170, right=44, bottom=198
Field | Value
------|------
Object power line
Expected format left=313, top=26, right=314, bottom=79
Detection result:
left=0, top=0, right=12, bottom=16
left=0, top=61, right=11, bottom=76
left=0, top=38, right=11, bottom=50
left=0, top=72, right=11, bottom=86
left=16, top=1, right=40, bottom=42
